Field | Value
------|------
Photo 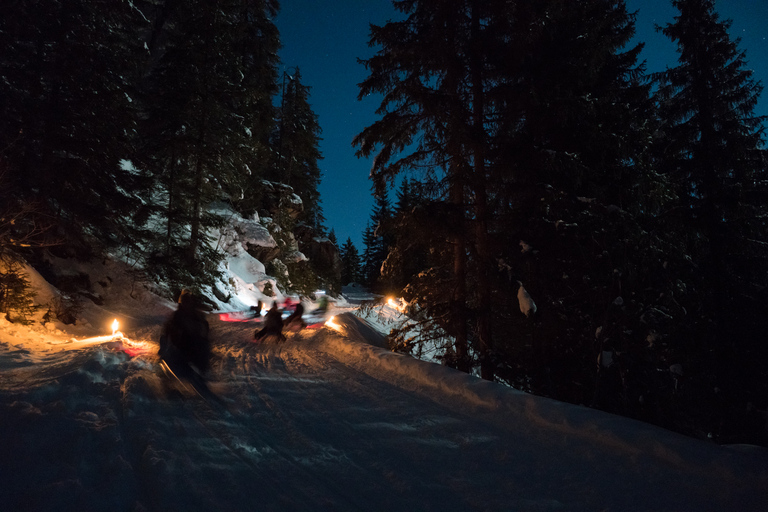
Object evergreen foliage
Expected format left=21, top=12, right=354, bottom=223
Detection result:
left=1, top=0, right=766, bottom=447
left=361, top=191, right=394, bottom=291
left=327, top=229, right=338, bottom=247
left=0, top=0, right=150, bottom=252
left=653, top=0, right=768, bottom=442
left=0, top=256, right=38, bottom=324
left=0, top=0, right=328, bottom=302
left=355, top=0, right=768, bottom=444
left=139, top=1, right=245, bottom=289
left=340, top=238, right=362, bottom=285
left=273, top=68, right=326, bottom=233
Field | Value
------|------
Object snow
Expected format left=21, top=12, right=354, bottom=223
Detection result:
left=517, top=281, right=537, bottom=318
left=1, top=258, right=767, bottom=511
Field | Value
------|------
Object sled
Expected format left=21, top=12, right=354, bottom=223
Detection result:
left=218, top=310, right=262, bottom=323
left=159, top=356, right=222, bottom=405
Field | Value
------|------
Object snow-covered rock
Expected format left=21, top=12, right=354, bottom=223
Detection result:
left=517, top=281, right=537, bottom=318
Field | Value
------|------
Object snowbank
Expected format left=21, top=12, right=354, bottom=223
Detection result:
left=313, top=312, right=768, bottom=489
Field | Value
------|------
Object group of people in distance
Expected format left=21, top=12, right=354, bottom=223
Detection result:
left=252, top=295, right=330, bottom=342
left=159, top=290, right=331, bottom=384
left=253, top=301, right=304, bottom=342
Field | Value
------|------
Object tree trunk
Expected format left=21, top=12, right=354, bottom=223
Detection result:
left=470, top=0, right=494, bottom=381
left=450, top=175, right=470, bottom=373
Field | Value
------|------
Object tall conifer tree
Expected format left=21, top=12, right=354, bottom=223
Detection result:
left=274, top=68, right=325, bottom=233
left=340, top=238, right=362, bottom=286
left=0, top=0, right=149, bottom=251
left=139, top=0, right=280, bottom=290
left=654, top=0, right=768, bottom=440
left=355, top=0, right=496, bottom=374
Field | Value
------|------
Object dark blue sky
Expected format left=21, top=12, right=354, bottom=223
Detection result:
left=274, top=0, right=768, bottom=250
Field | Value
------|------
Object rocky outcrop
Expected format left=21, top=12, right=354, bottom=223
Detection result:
left=294, top=224, right=342, bottom=286
left=244, top=242, right=281, bottom=265
left=258, top=180, right=303, bottom=220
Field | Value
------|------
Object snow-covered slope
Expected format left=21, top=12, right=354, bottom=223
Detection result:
left=1, top=254, right=767, bottom=511
left=1, top=307, right=767, bottom=512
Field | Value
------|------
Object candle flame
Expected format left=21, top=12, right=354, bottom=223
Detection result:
left=111, top=319, right=119, bottom=335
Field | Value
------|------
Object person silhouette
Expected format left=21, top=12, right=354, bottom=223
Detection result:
left=254, top=302, right=286, bottom=342
left=160, top=289, right=211, bottom=378
left=284, top=303, right=306, bottom=331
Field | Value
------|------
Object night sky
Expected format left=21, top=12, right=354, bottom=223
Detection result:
left=274, top=0, right=768, bottom=250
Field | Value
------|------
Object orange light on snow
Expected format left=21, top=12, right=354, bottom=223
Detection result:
left=325, top=316, right=342, bottom=332
left=387, top=297, right=406, bottom=313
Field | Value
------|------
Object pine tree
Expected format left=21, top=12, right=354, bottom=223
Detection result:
left=138, top=0, right=280, bottom=293
left=356, top=0, right=664, bottom=384
left=361, top=191, right=393, bottom=291
left=0, top=256, right=38, bottom=324
left=361, top=221, right=377, bottom=287
left=654, top=0, right=768, bottom=442
left=0, top=0, right=150, bottom=252
left=340, top=238, right=362, bottom=286
left=327, top=229, right=338, bottom=247
left=274, top=68, right=325, bottom=233
left=227, top=0, right=281, bottom=216
left=481, top=0, right=662, bottom=388
left=355, top=0, right=540, bottom=376
left=384, top=178, right=428, bottom=292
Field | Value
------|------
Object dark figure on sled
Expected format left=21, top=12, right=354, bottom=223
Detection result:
left=252, top=298, right=313, bottom=341
left=159, top=289, right=212, bottom=380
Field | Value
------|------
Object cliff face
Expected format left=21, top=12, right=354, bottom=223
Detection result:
left=293, top=223, right=342, bottom=292
left=257, top=180, right=304, bottom=220
left=222, top=181, right=340, bottom=298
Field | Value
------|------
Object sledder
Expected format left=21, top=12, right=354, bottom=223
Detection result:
left=159, top=290, right=211, bottom=384
left=283, top=303, right=307, bottom=332
left=254, top=302, right=287, bottom=342
left=302, top=295, right=331, bottom=328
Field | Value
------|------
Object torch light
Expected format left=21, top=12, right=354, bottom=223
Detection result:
left=325, top=316, right=342, bottom=332
left=111, top=318, right=124, bottom=340
left=387, top=297, right=406, bottom=314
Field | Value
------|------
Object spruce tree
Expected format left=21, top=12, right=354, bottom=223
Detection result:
left=361, top=191, right=394, bottom=292
left=384, top=178, right=428, bottom=292
left=483, top=0, right=660, bottom=388
left=355, top=0, right=495, bottom=374
left=138, top=0, right=280, bottom=293
left=357, top=0, right=665, bottom=385
left=361, top=221, right=378, bottom=288
left=0, top=0, right=150, bottom=252
left=340, top=238, right=362, bottom=286
left=654, top=0, right=768, bottom=442
left=274, top=68, right=325, bottom=233
left=227, top=0, right=281, bottom=216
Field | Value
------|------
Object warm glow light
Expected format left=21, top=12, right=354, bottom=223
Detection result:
left=387, top=297, right=406, bottom=314
left=111, top=319, right=119, bottom=335
left=325, top=316, right=342, bottom=331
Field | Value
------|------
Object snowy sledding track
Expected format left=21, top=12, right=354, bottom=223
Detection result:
left=3, top=312, right=768, bottom=512
left=122, top=314, right=768, bottom=512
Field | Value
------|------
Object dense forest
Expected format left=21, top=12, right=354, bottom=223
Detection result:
left=353, top=0, right=768, bottom=446
left=0, top=0, right=334, bottom=302
left=2, top=0, right=767, bottom=446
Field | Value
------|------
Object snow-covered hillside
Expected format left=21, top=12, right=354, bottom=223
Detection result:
left=1, top=253, right=767, bottom=511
